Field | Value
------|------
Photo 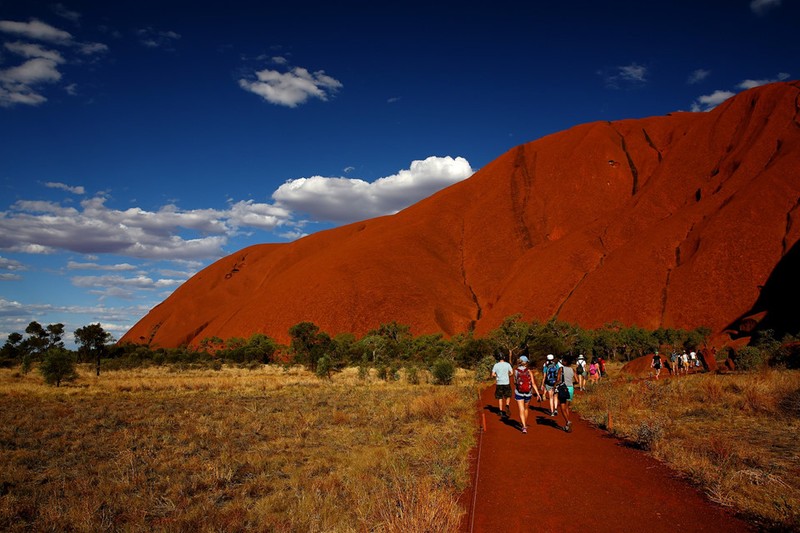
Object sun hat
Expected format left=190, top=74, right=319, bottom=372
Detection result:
left=519, top=355, right=529, bottom=364
left=546, top=354, right=554, bottom=361
left=578, top=354, right=585, bottom=359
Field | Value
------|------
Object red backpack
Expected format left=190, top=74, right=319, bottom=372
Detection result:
left=515, top=367, right=532, bottom=393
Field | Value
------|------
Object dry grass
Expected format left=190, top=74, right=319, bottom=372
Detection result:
left=0, top=365, right=478, bottom=532
left=573, top=368, right=800, bottom=530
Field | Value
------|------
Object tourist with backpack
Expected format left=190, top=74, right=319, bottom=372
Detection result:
left=556, top=356, right=576, bottom=432
left=588, top=358, right=600, bottom=385
left=491, top=351, right=514, bottom=418
left=540, top=354, right=561, bottom=417
left=513, top=355, right=541, bottom=434
left=575, top=354, right=587, bottom=391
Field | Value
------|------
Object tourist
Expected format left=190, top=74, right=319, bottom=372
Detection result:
left=491, top=351, right=514, bottom=417
left=513, top=355, right=541, bottom=434
left=575, top=354, right=587, bottom=391
left=556, top=356, right=576, bottom=432
left=651, top=350, right=663, bottom=380
left=681, top=350, right=689, bottom=375
left=541, top=354, right=561, bottom=416
left=588, top=357, right=601, bottom=385
left=670, top=351, right=679, bottom=376
left=598, top=356, right=607, bottom=378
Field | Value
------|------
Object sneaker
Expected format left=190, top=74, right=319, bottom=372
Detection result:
left=566, top=421, right=572, bottom=433
left=522, top=427, right=527, bottom=434
left=553, top=409, right=558, bottom=416
left=549, top=410, right=555, bottom=417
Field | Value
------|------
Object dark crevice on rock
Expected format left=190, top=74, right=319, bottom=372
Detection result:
left=642, top=128, right=663, bottom=162
left=511, top=146, right=535, bottom=249
left=460, top=222, right=482, bottom=331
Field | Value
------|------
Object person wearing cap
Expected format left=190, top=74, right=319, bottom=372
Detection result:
left=541, top=354, right=562, bottom=417
left=491, top=351, right=514, bottom=418
left=513, top=355, right=541, bottom=434
left=556, top=356, right=576, bottom=432
left=575, top=354, right=587, bottom=391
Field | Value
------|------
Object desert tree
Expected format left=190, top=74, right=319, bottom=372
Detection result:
left=489, top=314, right=531, bottom=361
left=74, top=323, right=114, bottom=376
left=289, top=322, right=332, bottom=371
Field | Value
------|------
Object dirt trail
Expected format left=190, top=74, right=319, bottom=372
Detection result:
left=464, top=386, right=753, bottom=532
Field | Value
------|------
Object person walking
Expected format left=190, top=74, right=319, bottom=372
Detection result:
left=556, top=356, right=576, bottom=432
left=588, top=357, right=601, bottom=385
left=541, top=354, right=561, bottom=417
left=513, top=355, right=541, bottom=434
left=575, top=354, right=587, bottom=391
left=491, top=352, right=514, bottom=418
left=651, top=350, right=663, bottom=380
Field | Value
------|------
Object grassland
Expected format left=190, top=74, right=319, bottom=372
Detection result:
left=573, top=367, right=800, bottom=530
left=0, top=365, right=478, bottom=532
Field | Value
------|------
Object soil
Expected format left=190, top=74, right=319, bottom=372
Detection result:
left=461, top=386, right=754, bottom=532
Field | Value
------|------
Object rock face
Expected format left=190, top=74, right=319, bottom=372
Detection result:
left=120, top=82, right=800, bottom=348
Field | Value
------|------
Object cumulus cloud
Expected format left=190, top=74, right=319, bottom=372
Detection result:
left=239, top=66, right=342, bottom=107
left=0, top=193, right=293, bottom=260
left=272, top=156, right=474, bottom=223
left=690, top=90, right=735, bottom=112
left=687, top=68, right=710, bottom=84
left=691, top=73, right=790, bottom=111
left=0, top=19, right=72, bottom=43
left=750, top=0, right=781, bottom=15
left=0, top=18, right=107, bottom=107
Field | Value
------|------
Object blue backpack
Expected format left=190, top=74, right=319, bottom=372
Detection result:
left=544, top=363, right=559, bottom=385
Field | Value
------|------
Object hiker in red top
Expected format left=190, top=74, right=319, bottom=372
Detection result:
left=513, top=355, right=541, bottom=434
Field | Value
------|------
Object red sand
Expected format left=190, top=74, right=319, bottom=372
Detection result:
left=462, top=386, right=753, bottom=532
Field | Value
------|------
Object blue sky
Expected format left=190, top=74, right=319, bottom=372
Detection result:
left=0, top=0, right=796, bottom=347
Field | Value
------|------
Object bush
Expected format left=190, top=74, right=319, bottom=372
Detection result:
left=431, top=358, right=455, bottom=385
left=405, top=365, right=420, bottom=385
left=736, top=346, right=766, bottom=371
left=475, top=355, right=497, bottom=382
left=39, top=348, right=78, bottom=387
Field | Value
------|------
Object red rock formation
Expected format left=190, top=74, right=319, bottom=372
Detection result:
left=120, top=81, right=800, bottom=348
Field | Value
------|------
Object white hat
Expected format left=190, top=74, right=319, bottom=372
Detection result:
left=578, top=354, right=585, bottom=359
left=546, top=354, right=554, bottom=361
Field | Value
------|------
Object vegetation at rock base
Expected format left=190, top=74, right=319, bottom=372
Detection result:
left=573, top=366, right=800, bottom=530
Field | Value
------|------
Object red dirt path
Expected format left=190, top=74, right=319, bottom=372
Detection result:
left=463, top=386, right=753, bottom=532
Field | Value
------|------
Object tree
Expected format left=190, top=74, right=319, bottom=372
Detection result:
left=0, top=332, right=24, bottom=362
left=489, top=315, right=530, bottom=361
left=289, top=322, right=332, bottom=371
left=39, top=347, right=78, bottom=387
left=74, top=323, right=114, bottom=376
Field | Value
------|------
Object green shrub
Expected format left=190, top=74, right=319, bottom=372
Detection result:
left=431, top=358, right=455, bottom=385
left=736, top=346, right=765, bottom=371
left=405, top=365, right=420, bottom=385
left=39, top=348, right=77, bottom=387
left=475, top=355, right=497, bottom=382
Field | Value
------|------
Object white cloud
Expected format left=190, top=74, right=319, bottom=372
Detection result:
left=67, top=261, right=138, bottom=271
left=71, top=274, right=183, bottom=290
left=691, top=73, right=791, bottom=111
left=4, top=41, right=65, bottom=63
left=0, top=57, right=62, bottom=84
left=0, top=256, right=26, bottom=280
left=0, top=19, right=73, bottom=43
left=272, top=156, right=474, bottom=223
left=750, top=0, right=781, bottom=15
left=690, top=90, right=735, bottom=112
left=736, top=72, right=790, bottom=90
left=239, top=66, right=342, bottom=107
left=0, top=20, right=107, bottom=107
left=44, top=181, right=85, bottom=194
left=687, top=69, right=710, bottom=84
left=602, top=63, right=648, bottom=89
left=0, top=194, right=293, bottom=260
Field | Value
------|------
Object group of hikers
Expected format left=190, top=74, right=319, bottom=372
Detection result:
left=490, top=352, right=607, bottom=434
left=650, top=349, right=701, bottom=380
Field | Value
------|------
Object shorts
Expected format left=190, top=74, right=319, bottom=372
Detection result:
left=494, top=384, right=512, bottom=399
left=514, top=391, right=533, bottom=401
left=544, top=383, right=555, bottom=392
